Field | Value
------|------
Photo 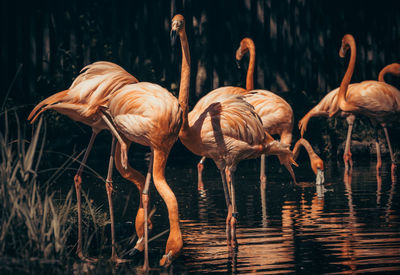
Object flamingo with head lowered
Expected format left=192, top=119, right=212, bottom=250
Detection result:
left=292, top=138, right=325, bottom=185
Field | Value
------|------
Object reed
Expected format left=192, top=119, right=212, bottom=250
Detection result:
left=0, top=111, right=108, bottom=270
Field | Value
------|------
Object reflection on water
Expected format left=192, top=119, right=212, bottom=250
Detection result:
left=173, top=161, right=400, bottom=274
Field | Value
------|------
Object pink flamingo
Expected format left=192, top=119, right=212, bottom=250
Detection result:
left=197, top=38, right=296, bottom=190
left=28, top=61, right=141, bottom=263
left=299, top=62, right=400, bottom=170
left=334, top=34, right=400, bottom=171
left=105, top=14, right=191, bottom=268
left=179, top=83, right=296, bottom=247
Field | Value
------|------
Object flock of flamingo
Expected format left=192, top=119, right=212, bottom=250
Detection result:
left=28, top=14, right=400, bottom=269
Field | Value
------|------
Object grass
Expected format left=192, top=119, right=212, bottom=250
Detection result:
left=0, top=110, right=115, bottom=273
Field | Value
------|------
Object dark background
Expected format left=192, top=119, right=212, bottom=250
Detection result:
left=1, top=0, right=400, bottom=164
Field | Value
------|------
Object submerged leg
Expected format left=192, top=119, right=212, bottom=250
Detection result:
left=374, top=127, right=382, bottom=171
left=152, top=149, right=183, bottom=268
left=343, top=115, right=355, bottom=170
left=74, top=130, right=98, bottom=262
left=382, top=124, right=396, bottom=172
left=226, top=168, right=238, bottom=248
left=142, top=151, right=154, bottom=271
left=197, top=156, right=206, bottom=191
left=105, top=136, right=128, bottom=263
left=260, top=154, right=267, bottom=190
left=219, top=168, right=232, bottom=244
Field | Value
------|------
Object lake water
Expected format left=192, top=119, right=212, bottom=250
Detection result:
left=33, top=152, right=400, bottom=274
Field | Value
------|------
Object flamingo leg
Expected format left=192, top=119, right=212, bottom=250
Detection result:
left=152, top=149, right=183, bottom=268
left=220, top=168, right=231, bottom=209
left=374, top=128, right=382, bottom=171
left=260, top=154, right=267, bottom=190
left=197, top=156, right=206, bottom=191
left=226, top=168, right=238, bottom=248
left=382, top=124, right=396, bottom=171
left=343, top=115, right=355, bottom=170
left=114, top=142, right=152, bottom=257
left=220, top=168, right=232, bottom=244
left=105, top=136, right=129, bottom=264
left=142, top=151, right=154, bottom=271
left=74, top=130, right=98, bottom=262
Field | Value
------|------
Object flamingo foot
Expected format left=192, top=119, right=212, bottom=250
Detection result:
left=77, top=251, right=98, bottom=263
left=111, top=256, right=131, bottom=265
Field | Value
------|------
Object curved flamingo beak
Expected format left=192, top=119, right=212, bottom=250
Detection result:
left=315, top=168, right=325, bottom=185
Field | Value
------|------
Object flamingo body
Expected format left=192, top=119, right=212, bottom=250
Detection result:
left=342, top=80, right=400, bottom=118
left=244, top=90, right=294, bottom=143
left=182, top=93, right=266, bottom=167
left=109, top=82, right=182, bottom=149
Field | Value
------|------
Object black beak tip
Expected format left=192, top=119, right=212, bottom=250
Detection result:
left=236, top=60, right=241, bottom=69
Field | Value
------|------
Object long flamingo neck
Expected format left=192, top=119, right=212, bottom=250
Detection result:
left=244, top=40, right=255, bottom=91
left=378, top=66, right=389, bottom=82
left=378, top=63, right=400, bottom=83
left=337, top=36, right=356, bottom=111
left=293, top=138, right=317, bottom=162
left=178, top=28, right=191, bottom=130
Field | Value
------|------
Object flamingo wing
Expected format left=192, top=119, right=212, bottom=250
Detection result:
left=108, top=82, right=182, bottom=149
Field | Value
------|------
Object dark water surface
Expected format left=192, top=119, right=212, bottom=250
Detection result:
left=172, top=161, right=400, bottom=274
left=55, top=157, right=400, bottom=274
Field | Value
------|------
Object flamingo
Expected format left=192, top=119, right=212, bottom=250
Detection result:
left=197, top=38, right=296, bottom=190
left=179, top=86, right=296, bottom=247
left=299, top=63, right=400, bottom=170
left=292, top=138, right=324, bottom=185
left=104, top=14, right=191, bottom=268
left=334, top=34, right=400, bottom=172
left=28, top=61, right=143, bottom=262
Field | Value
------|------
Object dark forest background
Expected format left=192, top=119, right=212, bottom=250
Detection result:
left=1, top=0, right=400, bottom=164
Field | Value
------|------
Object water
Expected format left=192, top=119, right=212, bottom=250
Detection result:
left=37, top=156, right=400, bottom=274
left=167, top=160, right=400, bottom=274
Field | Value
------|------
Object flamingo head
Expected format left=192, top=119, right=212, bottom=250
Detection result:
left=235, top=38, right=254, bottom=66
left=339, top=34, right=354, bottom=58
left=171, top=14, right=185, bottom=46
left=311, top=157, right=325, bottom=185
